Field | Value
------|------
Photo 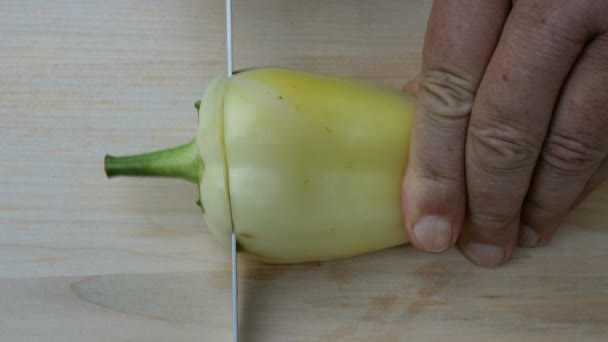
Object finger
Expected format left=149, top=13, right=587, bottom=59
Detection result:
left=460, top=1, right=593, bottom=266
left=571, top=158, right=608, bottom=209
left=402, top=0, right=511, bottom=253
left=519, top=34, right=608, bottom=247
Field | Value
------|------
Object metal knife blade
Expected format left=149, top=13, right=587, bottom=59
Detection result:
left=225, top=1, right=238, bottom=341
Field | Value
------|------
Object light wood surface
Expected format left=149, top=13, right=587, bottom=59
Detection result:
left=1, top=1, right=607, bottom=341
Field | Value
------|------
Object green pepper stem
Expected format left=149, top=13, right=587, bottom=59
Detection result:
left=104, top=139, right=201, bottom=183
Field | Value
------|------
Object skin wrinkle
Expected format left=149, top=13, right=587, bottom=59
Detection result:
left=464, top=6, right=590, bottom=186
left=518, top=27, right=608, bottom=242
left=418, top=70, right=476, bottom=120
left=415, top=162, right=464, bottom=186
left=468, top=116, right=542, bottom=176
left=540, top=131, right=606, bottom=178
left=416, top=99, right=471, bottom=131
left=453, top=0, right=606, bottom=265
left=469, top=206, right=521, bottom=227
left=504, top=0, right=608, bottom=252
left=462, top=212, right=521, bottom=251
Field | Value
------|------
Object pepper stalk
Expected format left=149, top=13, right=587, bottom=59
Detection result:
left=104, top=139, right=202, bottom=184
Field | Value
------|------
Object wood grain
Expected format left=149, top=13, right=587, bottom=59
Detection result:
left=1, top=1, right=607, bottom=341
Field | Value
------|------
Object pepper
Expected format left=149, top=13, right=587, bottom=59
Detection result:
left=104, top=67, right=416, bottom=264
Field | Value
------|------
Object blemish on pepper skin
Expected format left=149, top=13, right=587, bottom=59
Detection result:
left=324, top=126, right=332, bottom=134
left=239, top=232, right=254, bottom=239
left=278, top=95, right=283, bottom=100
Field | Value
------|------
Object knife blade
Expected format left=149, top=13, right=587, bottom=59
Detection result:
left=225, top=1, right=238, bottom=341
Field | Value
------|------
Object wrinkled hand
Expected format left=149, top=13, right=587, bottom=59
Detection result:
left=402, top=0, right=608, bottom=267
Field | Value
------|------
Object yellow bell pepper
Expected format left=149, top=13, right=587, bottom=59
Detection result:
left=104, top=67, right=416, bottom=263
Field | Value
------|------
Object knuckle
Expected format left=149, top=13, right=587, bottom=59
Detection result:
left=418, top=69, right=477, bottom=126
left=468, top=115, right=540, bottom=175
left=540, top=130, right=605, bottom=177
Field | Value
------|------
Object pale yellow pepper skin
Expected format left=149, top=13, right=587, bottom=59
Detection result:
left=106, top=67, right=416, bottom=264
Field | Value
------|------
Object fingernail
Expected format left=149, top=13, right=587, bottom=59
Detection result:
left=462, top=242, right=505, bottom=267
left=412, top=216, right=452, bottom=252
left=518, top=225, right=539, bottom=248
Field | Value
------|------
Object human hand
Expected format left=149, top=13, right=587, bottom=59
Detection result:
left=401, top=0, right=608, bottom=267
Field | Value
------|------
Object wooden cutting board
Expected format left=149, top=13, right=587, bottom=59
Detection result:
left=1, top=1, right=607, bottom=341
